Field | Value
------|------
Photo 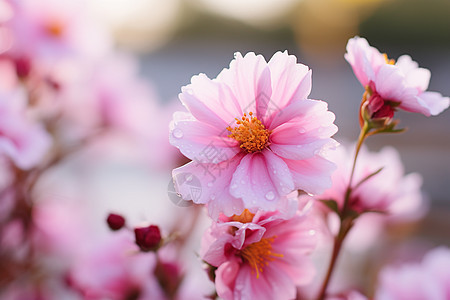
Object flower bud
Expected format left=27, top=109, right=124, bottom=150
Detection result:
left=106, top=213, right=125, bottom=231
left=134, top=225, right=161, bottom=252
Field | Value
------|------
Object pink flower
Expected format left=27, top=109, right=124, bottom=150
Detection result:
left=6, top=0, right=111, bottom=61
left=171, top=51, right=337, bottom=218
left=318, top=144, right=424, bottom=214
left=345, top=36, right=449, bottom=119
left=375, top=247, right=450, bottom=300
left=68, top=231, right=166, bottom=300
left=0, top=91, right=51, bottom=169
left=200, top=208, right=318, bottom=300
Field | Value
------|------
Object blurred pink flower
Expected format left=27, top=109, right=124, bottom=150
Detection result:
left=68, top=231, right=166, bottom=300
left=200, top=208, right=318, bottom=300
left=375, top=247, right=450, bottom=300
left=318, top=144, right=424, bottom=214
left=171, top=51, right=337, bottom=218
left=6, top=0, right=111, bottom=61
left=0, top=91, right=51, bottom=169
left=345, top=36, right=449, bottom=119
left=327, top=291, right=368, bottom=300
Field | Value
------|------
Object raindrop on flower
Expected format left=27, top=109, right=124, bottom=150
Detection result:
left=185, top=174, right=193, bottom=182
left=265, top=191, right=275, bottom=200
left=172, top=128, right=183, bottom=139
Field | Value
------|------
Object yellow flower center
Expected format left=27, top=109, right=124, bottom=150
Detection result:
left=227, top=112, right=270, bottom=153
left=383, top=53, right=395, bottom=65
left=240, top=236, right=283, bottom=279
left=230, top=209, right=255, bottom=223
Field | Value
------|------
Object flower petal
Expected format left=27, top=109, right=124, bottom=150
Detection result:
left=169, top=111, right=239, bottom=163
left=415, top=91, right=450, bottom=116
left=374, top=64, right=410, bottom=101
left=216, top=52, right=272, bottom=119
left=266, top=51, right=311, bottom=120
left=216, top=260, right=240, bottom=300
left=283, top=155, right=336, bottom=195
left=172, top=154, right=243, bottom=213
left=229, top=151, right=294, bottom=211
left=179, top=73, right=241, bottom=130
left=345, top=36, right=385, bottom=86
left=396, top=55, right=431, bottom=92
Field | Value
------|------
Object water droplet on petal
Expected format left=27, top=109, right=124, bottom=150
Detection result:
left=185, top=174, right=193, bottom=182
left=207, top=182, right=213, bottom=187
left=172, top=128, right=183, bottom=139
left=210, top=194, right=216, bottom=200
left=299, top=128, right=306, bottom=134
left=240, top=180, right=246, bottom=185
left=265, top=191, right=275, bottom=200
left=273, top=170, right=277, bottom=174
left=231, top=184, right=238, bottom=189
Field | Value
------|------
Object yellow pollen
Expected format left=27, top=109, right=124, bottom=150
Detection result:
left=226, top=112, right=270, bottom=153
left=230, top=209, right=255, bottom=223
left=239, top=236, right=283, bottom=279
left=383, top=53, right=395, bottom=65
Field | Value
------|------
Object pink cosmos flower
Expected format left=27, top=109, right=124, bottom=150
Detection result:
left=375, top=247, right=450, bottom=300
left=0, top=90, right=52, bottom=169
left=318, top=144, right=424, bottom=214
left=171, top=51, right=337, bottom=218
left=200, top=208, right=318, bottom=300
left=345, top=36, right=449, bottom=119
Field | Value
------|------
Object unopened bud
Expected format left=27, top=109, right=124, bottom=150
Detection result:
left=134, top=225, right=161, bottom=252
left=106, top=213, right=125, bottom=231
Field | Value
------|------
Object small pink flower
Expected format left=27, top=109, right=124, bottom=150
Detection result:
left=200, top=208, right=318, bottom=300
left=318, top=144, right=424, bottom=214
left=0, top=91, right=51, bottom=169
left=375, top=247, right=450, bottom=300
left=345, top=36, right=449, bottom=119
left=171, top=51, right=337, bottom=218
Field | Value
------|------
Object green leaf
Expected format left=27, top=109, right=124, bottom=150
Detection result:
left=354, top=167, right=384, bottom=190
left=319, top=199, right=340, bottom=215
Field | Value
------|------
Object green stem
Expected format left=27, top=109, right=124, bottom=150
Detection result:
left=316, top=218, right=354, bottom=300
left=316, top=122, right=371, bottom=300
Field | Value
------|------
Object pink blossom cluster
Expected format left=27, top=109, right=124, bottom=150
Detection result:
left=0, top=1, right=450, bottom=298
left=169, top=37, right=449, bottom=299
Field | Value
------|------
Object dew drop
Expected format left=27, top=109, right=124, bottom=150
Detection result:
left=231, top=184, right=238, bottom=189
left=172, top=128, right=184, bottom=139
left=185, top=174, right=193, bottom=182
left=299, top=128, right=306, bottom=134
left=211, top=194, right=216, bottom=200
left=207, top=182, right=213, bottom=187
left=265, top=191, right=275, bottom=200
left=240, top=180, right=246, bottom=185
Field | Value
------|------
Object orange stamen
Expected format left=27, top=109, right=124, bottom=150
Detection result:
left=383, top=53, right=395, bottom=65
left=230, top=209, right=255, bottom=223
left=240, top=236, right=283, bottom=279
left=227, top=112, right=270, bottom=153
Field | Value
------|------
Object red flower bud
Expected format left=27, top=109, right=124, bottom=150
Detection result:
left=106, top=213, right=125, bottom=231
left=134, top=225, right=161, bottom=252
